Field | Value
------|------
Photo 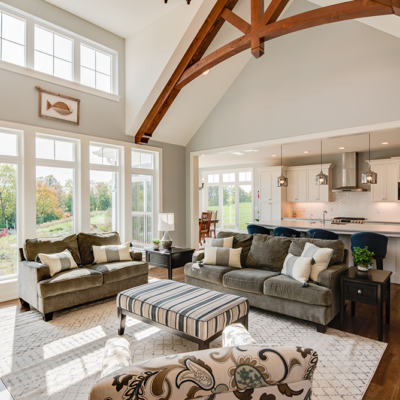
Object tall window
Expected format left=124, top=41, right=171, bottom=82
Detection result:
left=204, top=169, right=253, bottom=231
left=35, top=134, right=76, bottom=238
left=0, top=11, right=25, bottom=66
left=0, top=131, right=19, bottom=278
left=81, top=44, right=111, bottom=93
left=89, top=143, right=120, bottom=233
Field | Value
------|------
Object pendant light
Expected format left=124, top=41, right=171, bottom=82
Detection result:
left=315, top=140, right=328, bottom=185
left=361, top=133, right=377, bottom=184
left=277, top=145, right=288, bottom=187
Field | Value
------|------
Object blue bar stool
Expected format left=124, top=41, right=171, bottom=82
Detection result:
left=307, top=229, right=338, bottom=240
left=273, top=227, right=301, bottom=238
left=247, top=225, right=270, bottom=235
left=351, top=232, right=388, bottom=270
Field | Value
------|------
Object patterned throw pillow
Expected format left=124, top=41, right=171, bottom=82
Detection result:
left=204, top=237, right=234, bottom=248
left=93, top=242, right=131, bottom=264
left=301, top=242, right=334, bottom=281
left=281, top=254, right=313, bottom=285
left=38, top=249, right=78, bottom=277
left=203, top=245, right=242, bottom=268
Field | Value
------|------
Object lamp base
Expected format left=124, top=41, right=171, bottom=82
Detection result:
left=161, top=231, right=173, bottom=249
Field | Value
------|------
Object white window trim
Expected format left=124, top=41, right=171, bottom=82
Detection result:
left=0, top=1, right=120, bottom=102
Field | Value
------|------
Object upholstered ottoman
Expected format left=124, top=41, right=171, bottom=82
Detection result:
left=116, top=280, right=249, bottom=349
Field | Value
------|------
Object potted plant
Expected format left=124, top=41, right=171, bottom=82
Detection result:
left=152, top=239, right=160, bottom=250
left=352, top=246, right=374, bottom=272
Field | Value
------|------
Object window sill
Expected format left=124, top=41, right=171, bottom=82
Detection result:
left=0, top=60, right=120, bottom=102
left=0, top=278, right=18, bottom=302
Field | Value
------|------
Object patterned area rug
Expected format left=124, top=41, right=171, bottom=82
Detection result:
left=0, top=296, right=386, bottom=400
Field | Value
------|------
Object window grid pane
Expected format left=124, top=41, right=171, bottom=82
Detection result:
left=90, top=144, right=119, bottom=166
left=36, top=137, right=75, bottom=161
left=0, top=132, right=17, bottom=156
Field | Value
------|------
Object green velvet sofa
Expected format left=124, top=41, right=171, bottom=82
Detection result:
left=185, top=232, right=348, bottom=332
left=18, top=232, right=148, bottom=321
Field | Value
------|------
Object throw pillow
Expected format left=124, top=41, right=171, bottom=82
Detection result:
left=38, top=249, right=78, bottom=277
left=203, top=245, right=242, bottom=268
left=217, top=231, right=253, bottom=267
left=204, top=236, right=234, bottom=248
left=92, top=242, right=131, bottom=264
left=77, top=232, right=121, bottom=265
left=301, top=242, right=334, bottom=281
left=281, top=254, right=313, bottom=285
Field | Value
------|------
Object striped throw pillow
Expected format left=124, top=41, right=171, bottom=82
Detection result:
left=204, top=237, right=233, bottom=248
left=301, top=242, right=334, bottom=281
left=281, top=254, right=313, bottom=284
left=93, top=242, right=131, bottom=264
left=38, top=249, right=78, bottom=277
left=203, top=245, right=242, bottom=268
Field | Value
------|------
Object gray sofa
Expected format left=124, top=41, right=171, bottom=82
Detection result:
left=185, top=232, right=348, bottom=332
left=19, top=232, right=148, bottom=321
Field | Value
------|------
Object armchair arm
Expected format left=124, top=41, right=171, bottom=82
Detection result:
left=192, top=250, right=204, bottom=263
left=318, top=263, right=348, bottom=290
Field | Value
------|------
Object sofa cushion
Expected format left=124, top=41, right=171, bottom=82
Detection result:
left=223, top=269, right=277, bottom=294
left=38, top=268, right=103, bottom=298
left=23, top=234, right=81, bottom=265
left=89, top=261, right=148, bottom=284
left=289, top=238, right=345, bottom=266
left=184, top=263, right=236, bottom=285
left=246, top=235, right=291, bottom=272
left=217, top=232, right=253, bottom=267
left=77, top=232, right=121, bottom=266
left=263, top=275, right=333, bottom=306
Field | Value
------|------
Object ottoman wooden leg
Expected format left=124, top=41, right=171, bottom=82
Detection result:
left=118, top=308, right=126, bottom=335
left=243, top=314, right=249, bottom=330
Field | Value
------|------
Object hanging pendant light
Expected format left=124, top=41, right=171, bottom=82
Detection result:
left=361, top=133, right=377, bottom=184
left=315, top=140, right=328, bottom=185
left=277, top=145, right=288, bottom=187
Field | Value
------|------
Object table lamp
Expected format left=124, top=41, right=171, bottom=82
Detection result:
left=158, top=213, right=175, bottom=249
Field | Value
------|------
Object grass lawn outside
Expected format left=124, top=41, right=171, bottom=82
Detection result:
left=209, top=201, right=252, bottom=231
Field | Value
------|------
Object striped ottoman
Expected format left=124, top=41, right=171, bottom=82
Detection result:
left=117, top=280, right=249, bottom=349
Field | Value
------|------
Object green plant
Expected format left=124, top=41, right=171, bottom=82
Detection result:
left=352, top=246, right=374, bottom=269
left=255, top=210, right=260, bottom=222
left=152, top=238, right=160, bottom=244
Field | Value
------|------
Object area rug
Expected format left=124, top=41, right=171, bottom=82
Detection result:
left=0, top=297, right=386, bottom=400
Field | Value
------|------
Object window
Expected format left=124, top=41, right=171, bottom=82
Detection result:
left=81, top=44, right=111, bottom=93
left=132, top=150, right=153, bottom=169
left=204, top=169, right=253, bottom=231
left=90, top=144, right=118, bottom=166
left=0, top=132, right=18, bottom=156
left=0, top=11, right=25, bottom=66
left=36, top=136, right=75, bottom=161
left=34, top=26, right=73, bottom=81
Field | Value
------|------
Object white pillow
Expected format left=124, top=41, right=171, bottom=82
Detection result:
left=38, top=249, right=78, bottom=277
left=93, top=242, right=131, bottom=264
left=203, top=245, right=242, bottom=268
left=281, top=254, right=313, bottom=284
left=204, top=237, right=234, bottom=248
left=301, top=242, right=334, bottom=281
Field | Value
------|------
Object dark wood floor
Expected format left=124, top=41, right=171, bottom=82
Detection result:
left=1, top=266, right=399, bottom=399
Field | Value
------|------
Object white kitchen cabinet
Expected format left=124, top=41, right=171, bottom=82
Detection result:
left=307, top=168, right=330, bottom=202
left=260, top=202, right=283, bottom=221
left=286, top=170, right=307, bottom=202
left=370, top=162, right=398, bottom=202
left=259, top=168, right=286, bottom=202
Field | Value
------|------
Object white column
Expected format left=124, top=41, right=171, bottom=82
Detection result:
left=123, top=146, right=132, bottom=243
left=190, top=154, right=200, bottom=249
left=80, top=138, right=90, bottom=232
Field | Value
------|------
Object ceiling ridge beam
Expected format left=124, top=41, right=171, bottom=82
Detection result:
left=221, top=8, right=251, bottom=34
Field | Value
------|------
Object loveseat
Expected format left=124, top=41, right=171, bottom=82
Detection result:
left=185, top=232, right=348, bottom=332
left=19, top=232, right=148, bottom=321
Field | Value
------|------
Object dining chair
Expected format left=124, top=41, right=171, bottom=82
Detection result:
left=208, top=210, right=218, bottom=238
left=199, top=211, right=212, bottom=246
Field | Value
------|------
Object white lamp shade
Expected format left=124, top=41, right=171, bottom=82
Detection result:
left=158, top=213, right=175, bottom=231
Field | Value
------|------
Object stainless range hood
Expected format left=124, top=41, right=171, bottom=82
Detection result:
left=332, top=152, right=366, bottom=192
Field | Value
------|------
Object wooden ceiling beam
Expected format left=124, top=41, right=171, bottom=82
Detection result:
left=372, top=0, right=400, bottom=14
left=251, top=0, right=265, bottom=58
left=221, top=9, right=251, bottom=34
left=259, top=0, right=291, bottom=26
left=135, top=0, right=239, bottom=144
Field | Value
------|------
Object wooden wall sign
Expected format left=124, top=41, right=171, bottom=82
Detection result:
left=35, top=86, right=80, bottom=125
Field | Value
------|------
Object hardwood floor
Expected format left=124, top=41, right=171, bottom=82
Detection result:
left=1, top=266, right=399, bottom=399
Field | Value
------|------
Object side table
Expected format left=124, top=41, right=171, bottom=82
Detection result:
left=340, top=266, right=392, bottom=342
left=145, top=247, right=195, bottom=280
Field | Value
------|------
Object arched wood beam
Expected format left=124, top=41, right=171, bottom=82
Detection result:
left=177, top=0, right=394, bottom=90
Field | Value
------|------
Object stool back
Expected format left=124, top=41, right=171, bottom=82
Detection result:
left=247, top=225, right=270, bottom=235
left=307, top=229, right=338, bottom=240
left=273, top=227, right=301, bottom=238
left=351, top=232, right=388, bottom=259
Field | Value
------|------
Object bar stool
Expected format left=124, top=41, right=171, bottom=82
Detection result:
left=247, top=225, right=270, bottom=235
left=351, top=232, right=388, bottom=270
left=273, top=227, right=301, bottom=238
left=307, top=229, right=338, bottom=240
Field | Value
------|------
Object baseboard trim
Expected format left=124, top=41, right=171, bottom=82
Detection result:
left=0, top=279, right=18, bottom=303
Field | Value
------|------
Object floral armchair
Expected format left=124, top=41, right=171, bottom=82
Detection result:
left=89, top=324, right=318, bottom=400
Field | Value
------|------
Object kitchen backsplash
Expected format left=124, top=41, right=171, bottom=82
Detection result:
left=289, top=192, right=400, bottom=221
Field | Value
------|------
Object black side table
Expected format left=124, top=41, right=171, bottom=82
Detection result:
left=145, top=247, right=195, bottom=280
left=340, top=266, right=392, bottom=342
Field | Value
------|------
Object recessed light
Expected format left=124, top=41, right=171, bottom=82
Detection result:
left=232, top=152, right=244, bottom=155
left=339, top=147, right=345, bottom=150
left=272, top=155, right=277, bottom=157
left=382, top=142, right=389, bottom=145
left=304, top=151, right=309, bottom=154
left=201, top=154, right=204, bottom=157
left=202, top=70, right=210, bottom=76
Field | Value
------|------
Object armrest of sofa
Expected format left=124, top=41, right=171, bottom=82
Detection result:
left=192, top=250, right=204, bottom=262
left=130, top=250, right=143, bottom=262
left=318, top=263, right=348, bottom=290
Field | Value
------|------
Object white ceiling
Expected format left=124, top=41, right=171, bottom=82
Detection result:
left=199, top=129, right=400, bottom=168
left=44, top=0, right=187, bottom=38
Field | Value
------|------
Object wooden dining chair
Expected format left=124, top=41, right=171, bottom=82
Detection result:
left=208, top=210, right=218, bottom=238
left=199, top=211, right=212, bottom=246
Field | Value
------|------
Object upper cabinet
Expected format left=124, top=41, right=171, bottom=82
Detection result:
left=259, top=169, right=286, bottom=202
left=369, top=160, right=398, bottom=202
left=286, top=170, right=307, bottom=202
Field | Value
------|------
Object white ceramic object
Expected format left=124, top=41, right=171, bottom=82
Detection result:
left=153, top=244, right=159, bottom=250
left=357, top=265, right=369, bottom=272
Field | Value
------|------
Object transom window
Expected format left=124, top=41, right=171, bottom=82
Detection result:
left=36, top=135, right=75, bottom=162
left=0, top=11, right=25, bottom=66
left=81, top=44, right=111, bottom=93
left=90, top=144, right=118, bottom=166
left=132, top=150, right=153, bottom=169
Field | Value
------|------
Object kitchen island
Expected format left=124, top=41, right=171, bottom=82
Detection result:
left=249, top=220, right=400, bottom=283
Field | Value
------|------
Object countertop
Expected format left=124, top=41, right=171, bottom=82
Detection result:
left=283, top=218, right=400, bottom=225
left=250, top=220, right=400, bottom=237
